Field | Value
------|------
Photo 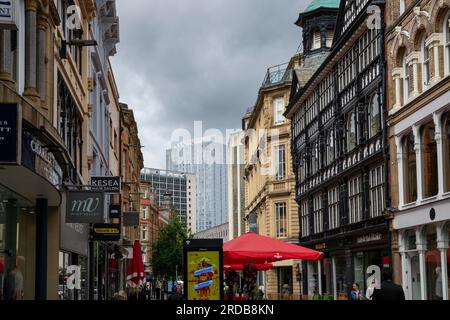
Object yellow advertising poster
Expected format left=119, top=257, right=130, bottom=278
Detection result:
left=186, top=251, right=220, bottom=300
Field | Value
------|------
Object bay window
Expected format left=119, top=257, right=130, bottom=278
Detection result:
left=328, top=186, right=340, bottom=229
left=348, top=175, right=362, bottom=224
left=368, top=94, right=381, bottom=138
left=313, top=194, right=323, bottom=234
left=369, top=165, right=384, bottom=218
left=347, top=112, right=357, bottom=151
left=301, top=201, right=310, bottom=238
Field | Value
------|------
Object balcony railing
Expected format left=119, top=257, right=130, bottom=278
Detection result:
left=262, top=63, right=291, bottom=87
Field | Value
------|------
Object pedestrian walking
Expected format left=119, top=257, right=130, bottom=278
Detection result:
left=372, top=269, right=405, bottom=300
left=168, top=284, right=184, bottom=301
left=349, top=283, right=366, bottom=300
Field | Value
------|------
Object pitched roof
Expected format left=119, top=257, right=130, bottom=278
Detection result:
left=304, top=0, right=340, bottom=13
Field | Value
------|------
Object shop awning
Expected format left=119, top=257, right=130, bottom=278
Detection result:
left=223, top=232, right=323, bottom=264
left=224, top=263, right=273, bottom=271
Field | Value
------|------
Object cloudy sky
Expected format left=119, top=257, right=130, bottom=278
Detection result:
left=110, top=0, right=307, bottom=168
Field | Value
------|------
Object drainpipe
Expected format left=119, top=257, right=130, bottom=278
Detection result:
left=378, top=5, right=393, bottom=271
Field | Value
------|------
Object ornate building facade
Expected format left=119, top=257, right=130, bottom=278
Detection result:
left=386, top=0, right=450, bottom=300
left=242, top=53, right=303, bottom=299
left=285, top=0, right=389, bottom=299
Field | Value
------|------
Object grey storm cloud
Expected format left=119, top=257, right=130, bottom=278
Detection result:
left=110, top=0, right=308, bottom=168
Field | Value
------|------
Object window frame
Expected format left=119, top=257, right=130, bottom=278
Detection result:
left=301, top=201, right=310, bottom=238
left=274, top=144, right=286, bottom=180
left=273, top=97, right=285, bottom=125
left=275, top=202, right=288, bottom=238
left=328, top=186, right=340, bottom=230
left=348, top=175, right=362, bottom=224
left=369, top=165, right=384, bottom=218
left=368, top=93, right=381, bottom=138
left=313, top=194, right=323, bottom=234
left=422, top=35, right=430, bottom=89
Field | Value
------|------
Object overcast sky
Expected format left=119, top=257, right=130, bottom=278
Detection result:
left=110, top=0, right=307, bottom=169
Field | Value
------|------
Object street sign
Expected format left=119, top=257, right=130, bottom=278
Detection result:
left=109, top=204, right=121, bottom=219
left=91, top=223, right=120, bottom=241
left=90, top=176, right=121, bottom=194
left=123, top=211, right=140, bottom=226
left=66, top=191, right=104, bottom=224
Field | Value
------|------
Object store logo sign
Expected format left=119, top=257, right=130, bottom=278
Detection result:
left=356, top=233, right=382, bottom=244
left=0, top=1, right=16, bottom=28
left=66, top=265, right=81, bottom=290
left=90, top=176, right=121, bottom=194
left=66, top=191, right=104, bottom=224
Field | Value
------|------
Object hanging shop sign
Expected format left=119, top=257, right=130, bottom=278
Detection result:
left=91, top=223, right=120, bottom=241
left=22, top=130, right=63, bottom=188
left=123, top=211, right=139, bottom=226
left=90, top=176, right=121, bottom=194
left=66, top=191, right=104, bottom=224
left=109, top=204, right=121, bottom=219
left=183, top=239, right=223, bottom=301
left=0, top=1, right=17, bottom=29
left=0, top=104, right=19, bottom=164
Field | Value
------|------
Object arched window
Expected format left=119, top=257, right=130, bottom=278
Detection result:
left=422, top=123, right=438, bottom=198
left=368, top=93, right=381, bottom=138
left=421, top=34, right=430, bottom=89
left=403, top=51, right=410, bottom=104
left=347, top=112, right=357, bottom=152
left=445, top=13, right=450, bottom=75
left=403, top=132, right=417, bottom=204
left=327, top=129, right=335, bottom=165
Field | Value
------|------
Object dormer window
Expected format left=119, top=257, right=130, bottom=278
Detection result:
left=312, top=30, right=321, bottom=50
left=326, top=29, right=334, bottom=48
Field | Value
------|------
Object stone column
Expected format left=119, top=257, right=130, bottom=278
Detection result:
left=433, top=111, right=445, bottom=197
left=395, top=135, right=405, bottom=207
left=416, top=227, right=427, bottom=300
left=412, top=125, right=423, bottom=202
left=24, top=0, right=39, bottom=100
left=37, top=11, right=49, bottom=101
left=426, top=34, right=442, bottom=84
left=392, top=68, right=403, bottom=109
left=407, top=52, right=420, bottom=98
left=398, top=231, right=409, bottom=299
left=0, top=29, right=14, bottom=85
left=436, top=223, right=449, bottom=300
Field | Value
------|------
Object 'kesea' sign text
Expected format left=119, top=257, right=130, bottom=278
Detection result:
left=90, top=176, right=121, bottom=194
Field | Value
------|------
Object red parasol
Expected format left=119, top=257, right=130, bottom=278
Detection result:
left=223, top=232, right=323, bottom=264
left=224, top=263, right=273, bottom=271
left=126, top=240, right=145, bottom=287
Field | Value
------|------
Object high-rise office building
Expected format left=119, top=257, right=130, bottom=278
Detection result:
left=140, top=168, right=197, bottom=234
left=166, top=138, right=228, bottom=232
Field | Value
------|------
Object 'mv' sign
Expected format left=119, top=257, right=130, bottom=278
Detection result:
left=66, top=191, right=104, bottom=224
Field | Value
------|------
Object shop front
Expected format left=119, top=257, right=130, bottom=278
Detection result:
left=0, top=103, right=65, bottom=300
left=396, top=198, right=450, bottom=300
left=303, top=226, right=390, bottom=300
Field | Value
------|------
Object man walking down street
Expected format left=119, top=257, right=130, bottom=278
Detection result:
left=372, top=269, right=405, bottom=300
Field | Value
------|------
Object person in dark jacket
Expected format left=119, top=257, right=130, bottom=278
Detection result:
left=168, top=284, right=184, bottom=301
left=372, top=269, right=405, bottom=300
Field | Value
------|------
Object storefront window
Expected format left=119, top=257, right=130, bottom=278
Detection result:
left=424, top=225, right=441, bottom=300
left=323, top=258, right=334, bottom=296
left=278, top=267, right=293, bottom=296
left=0, top=186, right=35, bottom=300
left=307, top=261, right=319, bottom=296
left=353, top=253, right=365, bottom=292
left=334, top=256, right=348, bottom=299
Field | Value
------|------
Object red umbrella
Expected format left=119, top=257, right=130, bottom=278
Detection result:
left=223, top=232, right=323, bottom=264
left=224, top=263, right=273, bottom=271
left=126, top=240, right=145, bottom=287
